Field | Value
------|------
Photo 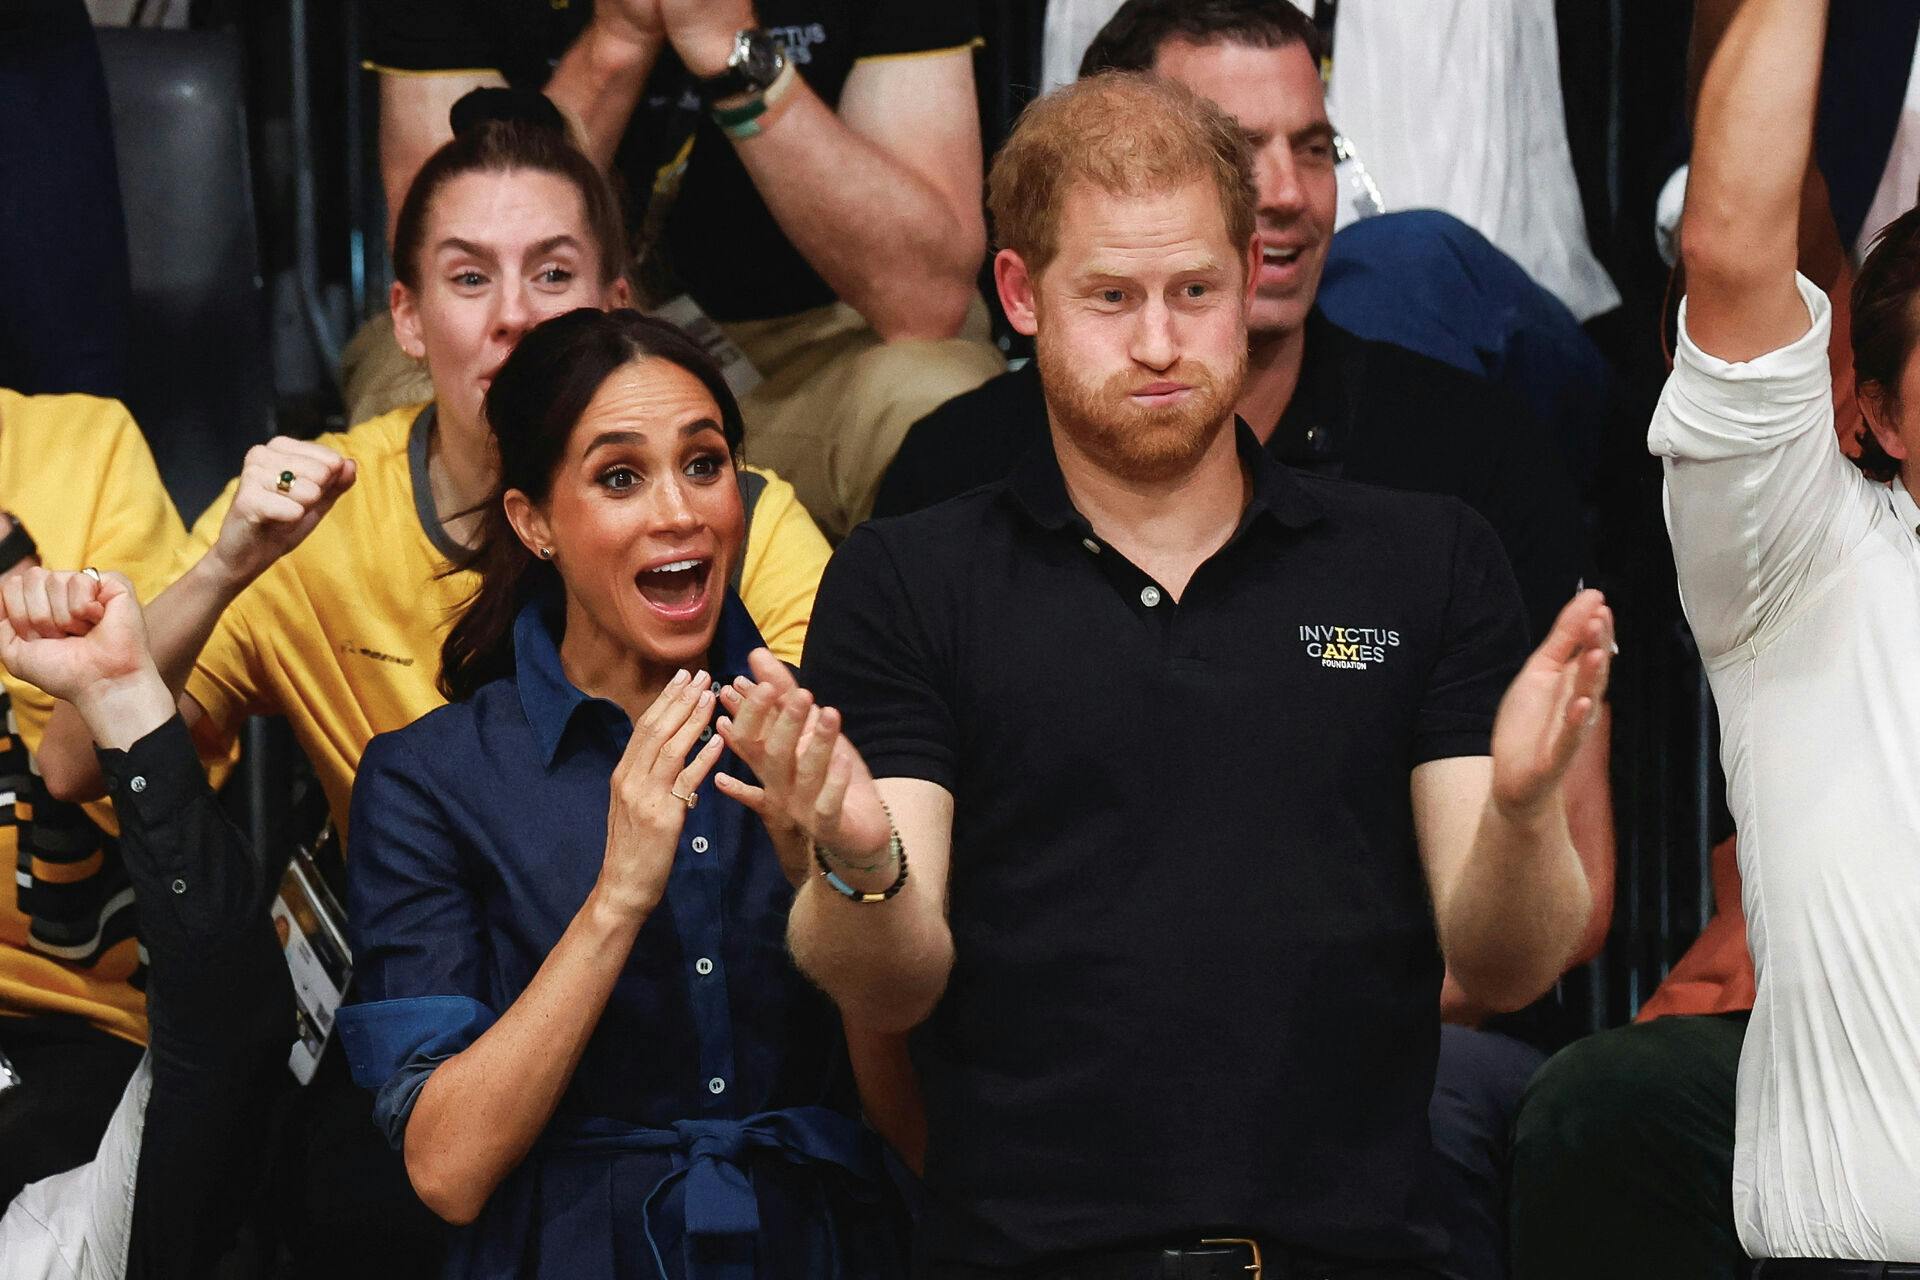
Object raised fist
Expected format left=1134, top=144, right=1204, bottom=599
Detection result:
left=207, top=437, right=357, bottom=588
left=0, top=568, right=152, bottom=706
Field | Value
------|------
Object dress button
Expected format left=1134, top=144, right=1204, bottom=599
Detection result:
left=170, top=878, right=186, bottom=894
left=707, top=1076, right=726, bottom=1095
left=691, top=836, right=710, bottom=854
left=129, top=776, right=147, bottom=794
left=1140, top=585, right=1162, bottom=608
left=695, top=957, right=714, bottom=976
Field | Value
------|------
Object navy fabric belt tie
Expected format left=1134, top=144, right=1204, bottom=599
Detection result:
left=534, top=1106, right=883, bottom=1280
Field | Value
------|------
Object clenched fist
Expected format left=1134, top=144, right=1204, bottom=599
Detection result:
left=205, top=437, right=357, bottom=589
left=0, top=568, right=151, bottom=707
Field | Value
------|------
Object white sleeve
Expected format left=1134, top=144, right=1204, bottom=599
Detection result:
left=0, top=1055, right=148, bottom=1280
left=1650, top=272, right=1881, bottom=661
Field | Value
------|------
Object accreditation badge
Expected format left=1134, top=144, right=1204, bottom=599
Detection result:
left=272, top=841, right=352, bottom=1086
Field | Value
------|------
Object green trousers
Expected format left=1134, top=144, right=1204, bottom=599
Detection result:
left=1510, top=1011, right=1749, bottom=1280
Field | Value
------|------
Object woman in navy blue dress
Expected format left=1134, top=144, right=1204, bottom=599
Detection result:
left=337, top=309, right=903, bottom=1280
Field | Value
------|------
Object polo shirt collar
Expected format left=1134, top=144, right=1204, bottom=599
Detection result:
left=1889, top=479, right=1920, bottom=543
left=1004, top=417, right=1324, bottom=535
left=514, top=580, right=762, bottom=768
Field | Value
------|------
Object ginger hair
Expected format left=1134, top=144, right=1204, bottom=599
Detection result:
left=987, top=71, right=1257, bottom=278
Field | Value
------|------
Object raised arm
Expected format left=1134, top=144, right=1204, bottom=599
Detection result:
left=37, top=438, right=355, bottom=801
left=377, top=71, right=508, bottom=244
left=1681, top=0, right=1829, bottom=361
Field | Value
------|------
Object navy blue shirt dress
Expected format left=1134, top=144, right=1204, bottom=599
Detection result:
left=337, top=588, right=902, bottom=1280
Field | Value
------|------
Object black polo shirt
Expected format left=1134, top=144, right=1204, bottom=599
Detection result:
left=872, top=309, right=1586, bottom=646
left=803, top=424, right=1529, bottom=1270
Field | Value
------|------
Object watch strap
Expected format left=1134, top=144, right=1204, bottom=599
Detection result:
left=712, top=59, right=800, bottom=140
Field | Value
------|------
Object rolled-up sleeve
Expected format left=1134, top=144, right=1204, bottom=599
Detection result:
left=339, top=730, right=497, bottom=1148
left=1651, top=273, right=1880, bottom=661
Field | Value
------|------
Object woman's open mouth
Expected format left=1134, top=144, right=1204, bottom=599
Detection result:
left=635, top=557, right=714, bottom=621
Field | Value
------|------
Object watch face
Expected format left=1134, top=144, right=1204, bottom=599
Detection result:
left=740, top=31, right=784, bottom=87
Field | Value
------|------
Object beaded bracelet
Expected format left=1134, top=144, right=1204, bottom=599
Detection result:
left=811, top=804, right=908, bottom=904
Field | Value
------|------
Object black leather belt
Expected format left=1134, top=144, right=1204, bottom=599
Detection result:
left=1751, top=1262, right=1920, bottom=1278
left=1000, top=1238, right=1427, bottom=1280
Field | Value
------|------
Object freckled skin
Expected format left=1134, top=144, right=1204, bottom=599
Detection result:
left=1012, top=181, right=1254, bottom=480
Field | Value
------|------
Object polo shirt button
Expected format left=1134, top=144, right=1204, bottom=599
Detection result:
left=695, top=957, right=714, bottom=975
left=1081, top=538, right=1100, bottom=554
left=170, top=878, right=186, bottom=894
left=691, top=836, right=710, bottom=854
left=707, top=1076, right=726, bottom=1095
left=129, top=776, right=147, bottom=794
left=1140, top=585, right=1162, bottom=608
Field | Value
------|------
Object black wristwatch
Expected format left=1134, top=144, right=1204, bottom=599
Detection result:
left=0, top=512, right=36, bottom=574
left=697, top=28, right=787, bottom=103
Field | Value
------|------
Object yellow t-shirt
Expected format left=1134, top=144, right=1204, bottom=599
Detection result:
left=184, top=402, right=829, bottom=841
left=0, top=390, right=191, bottom=1044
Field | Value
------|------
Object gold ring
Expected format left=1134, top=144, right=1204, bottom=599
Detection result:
left=670, top=789, right=698, bottom=810
left=275, top=470, right=294, bottom=494
left=81, top=567, right=101, bottom=582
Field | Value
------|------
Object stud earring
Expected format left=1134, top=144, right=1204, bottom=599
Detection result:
left=537, top=547, right=554, bottom=560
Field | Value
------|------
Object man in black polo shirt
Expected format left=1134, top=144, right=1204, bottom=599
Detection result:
left=353, top=0, right=1004, bottom=537
left=880, top=6, right=1613, bottom=1276
left=718, top=71, right=1612, bottom=1279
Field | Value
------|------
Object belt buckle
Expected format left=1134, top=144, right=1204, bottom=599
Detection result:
left=1199, top=1237, right=1263, bottom=1278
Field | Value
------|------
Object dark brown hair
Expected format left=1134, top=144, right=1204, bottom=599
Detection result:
left=1079, top=0, right=1324, bottom=78
left=439, top=309, right=746, bottom=701
left=391, top=98, right=627, bottom=291
left=987, top=72, right=1257, bottom=278
left=1850, top=206, right=1920, bottom=481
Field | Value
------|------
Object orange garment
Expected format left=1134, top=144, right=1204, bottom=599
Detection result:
left=1636, top=836, right=1755, bottom=1021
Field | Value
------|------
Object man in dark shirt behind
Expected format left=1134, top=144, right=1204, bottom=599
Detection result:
left=355, top=0, right=1005, bottom=538
left=721, top=70, right=1614, bottom=1279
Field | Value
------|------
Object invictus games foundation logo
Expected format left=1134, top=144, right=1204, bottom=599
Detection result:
left=1300, top=624, right=1400, bottom=671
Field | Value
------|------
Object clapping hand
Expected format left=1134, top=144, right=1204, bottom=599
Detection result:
left=1489, top=588, right=1614, bottom=819
left=657, top=0, right=759, bottom=79
left=714, top=650, right=890, bottom=887
left=596, top=669, right=725, bottom=922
